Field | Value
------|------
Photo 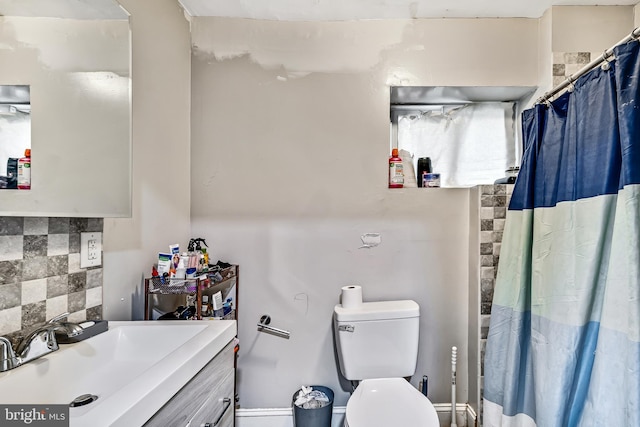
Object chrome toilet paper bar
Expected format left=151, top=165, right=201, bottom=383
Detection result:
left=257, top=314, right=290, bottom=339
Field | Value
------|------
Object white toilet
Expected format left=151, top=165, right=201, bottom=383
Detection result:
left=333, top=299, right=439, bottom=427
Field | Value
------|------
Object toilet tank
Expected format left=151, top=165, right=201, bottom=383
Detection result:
left=333, top=300, right=419, bottom=381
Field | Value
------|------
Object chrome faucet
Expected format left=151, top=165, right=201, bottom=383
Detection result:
left=0, top=312, right=83, bottom=372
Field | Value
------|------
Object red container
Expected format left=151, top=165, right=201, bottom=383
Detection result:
left=17, top=148, right=31, bottom=190
left=388, top=148, right=404, bottom=188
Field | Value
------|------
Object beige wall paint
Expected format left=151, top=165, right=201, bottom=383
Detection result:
left=189, top=17, right=537, bottom=408
left=102, top=0, right=191, bottom=320
left=552, top=6, right=634, bottom=53
left=537, top=8, right=554, bottom=100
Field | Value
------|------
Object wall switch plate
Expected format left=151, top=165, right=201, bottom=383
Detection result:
left=80, top=232, right=102, bottom=268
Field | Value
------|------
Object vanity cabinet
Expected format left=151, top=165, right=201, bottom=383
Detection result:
left=144, top=340, right=235, bottom=427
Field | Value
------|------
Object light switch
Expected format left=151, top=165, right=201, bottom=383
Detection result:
left=80, top=232, right=102, bottom=268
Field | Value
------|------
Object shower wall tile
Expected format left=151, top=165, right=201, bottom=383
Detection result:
left=478, top=184, right=514, bottom=424
left=0, top=217, right=103, bottom=342
left=552, top=52, right=592, bottom=87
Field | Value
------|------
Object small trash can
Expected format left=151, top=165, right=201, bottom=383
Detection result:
left=292, top=385, right=333, bottom=427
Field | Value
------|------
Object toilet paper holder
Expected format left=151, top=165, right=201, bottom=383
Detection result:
left=257, top=314, right=290, bottom=339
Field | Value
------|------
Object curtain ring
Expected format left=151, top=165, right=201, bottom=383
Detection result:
left=566, top=76, right=575, bottom=93
left=601, top=50, right=612, bottom=71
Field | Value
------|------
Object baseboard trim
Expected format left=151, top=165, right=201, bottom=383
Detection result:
left=236, top=406, right=346, bottom=417
left=236, top=403, right=476, bottom=426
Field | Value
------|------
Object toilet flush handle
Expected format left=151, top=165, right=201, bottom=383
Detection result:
left=338, top=325, right=355, bottom=332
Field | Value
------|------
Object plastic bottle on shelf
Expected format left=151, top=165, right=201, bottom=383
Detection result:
left=201, top=295, right=210, bottom=317
left=388, top=148, right=404, bottom=188
left=17, top=149, right=31, bottom=190
left=416, top=157, right=432, bottom=188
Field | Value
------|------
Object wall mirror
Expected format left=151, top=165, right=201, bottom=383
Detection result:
left=0, top=85, right=30, bottom=189
left=0, top=0, right=132, bottom=216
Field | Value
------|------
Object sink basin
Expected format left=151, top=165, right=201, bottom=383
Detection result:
left=0, top=320, right=236, bottom=426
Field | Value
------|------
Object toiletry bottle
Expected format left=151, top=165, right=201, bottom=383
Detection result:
left=201, top=248, right=209, bottom=269
left=201, top=295, right=210, bottom=317
left=389, top=148, right=404, bottom=188
left=416, top=157, right=432, bottom=188
left=17, top=149, right=31, bottom=190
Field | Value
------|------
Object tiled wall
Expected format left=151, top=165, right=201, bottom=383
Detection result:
left=553, top=52, right=597, bottom=88
left=0, top=217, right=103, bottom=345
left=477, top=184, right=514, bottom=424
left=479, top=183, right=513, bottom=362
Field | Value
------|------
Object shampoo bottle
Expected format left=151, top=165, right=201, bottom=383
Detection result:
left=388, top=148, right=404, bottom=188
left=17, top=149, right=31, bottom=190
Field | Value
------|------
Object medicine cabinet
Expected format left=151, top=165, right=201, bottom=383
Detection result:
left=0, top=2, right=131, bottom=217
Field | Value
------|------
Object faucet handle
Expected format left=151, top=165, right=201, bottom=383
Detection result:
left=47, top=312, right=71, bottom=324
left=47, top=312, right=83, bottom=338
left=0, top=337, right=19, bottom=372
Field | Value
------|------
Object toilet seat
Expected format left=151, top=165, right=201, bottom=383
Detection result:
left=345, top=378, right=439, bottom=427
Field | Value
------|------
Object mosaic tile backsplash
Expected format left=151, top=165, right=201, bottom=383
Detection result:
left=0, top=217, right=103, bottom=344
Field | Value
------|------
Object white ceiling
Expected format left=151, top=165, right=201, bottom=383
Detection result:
left=178, top=0, right=639, bottom=21
left=0, top=1, right=636, bottom=20
left=0, top=0, right=127, bottom=19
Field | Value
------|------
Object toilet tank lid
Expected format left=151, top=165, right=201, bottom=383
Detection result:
left=334, top=300, right=419, bottom=322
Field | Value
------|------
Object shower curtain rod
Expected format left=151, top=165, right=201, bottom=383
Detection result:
left=538, top=26, right=640, bottom=104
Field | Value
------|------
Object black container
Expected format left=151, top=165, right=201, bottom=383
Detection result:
left=5, top=158, right=18, bottom=189
left=416, top=157, right=432, bottom=187
left=292, top=386, right=334, bottom=427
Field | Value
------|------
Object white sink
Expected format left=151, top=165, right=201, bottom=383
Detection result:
left=0, top=320, right=237, bottom=426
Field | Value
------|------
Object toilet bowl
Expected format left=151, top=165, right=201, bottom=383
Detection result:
left=344, top=378, right=439, bottom=427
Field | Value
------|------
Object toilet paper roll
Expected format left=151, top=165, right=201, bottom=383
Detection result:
left=341, top=285, right=363, bottom=309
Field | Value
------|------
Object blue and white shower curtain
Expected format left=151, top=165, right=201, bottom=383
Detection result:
left=484, top=40, right=640, bottom=427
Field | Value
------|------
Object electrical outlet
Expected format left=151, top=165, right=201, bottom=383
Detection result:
left=80, top=232, right=102, bottom=268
